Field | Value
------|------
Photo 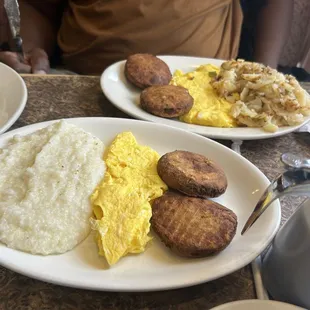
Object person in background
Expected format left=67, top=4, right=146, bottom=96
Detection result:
left=239, top=0, right=310, bottom=81
left=238, top=0, right=293, bottom=69
left=0, top=0, right=292, bottom=76
left=0, top=0, right=243, bottom=75
left=278, top=0, right=310, bottom=81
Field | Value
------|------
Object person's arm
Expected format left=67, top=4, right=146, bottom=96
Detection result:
left=253, top=0, right=293, bottom=68
left=20, top=0, right=63, bottom=57
left=0, top=0, right=64, bottom=73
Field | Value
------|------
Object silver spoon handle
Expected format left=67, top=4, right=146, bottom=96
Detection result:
left=241, top=168, right=310, bottom=235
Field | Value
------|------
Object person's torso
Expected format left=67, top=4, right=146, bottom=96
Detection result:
left=58, top=0, right=243, bottom=74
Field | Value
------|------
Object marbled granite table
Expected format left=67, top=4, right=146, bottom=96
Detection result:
left=1, top=76, right=309, bottom=310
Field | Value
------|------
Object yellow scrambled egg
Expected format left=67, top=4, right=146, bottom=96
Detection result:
left=90, top=132, right=167, bottom=266
left=170, top=64, right=237, bottom=127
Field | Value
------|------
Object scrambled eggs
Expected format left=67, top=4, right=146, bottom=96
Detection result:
left=90, top=132, right=167, bottom=266
left=171, top=64, right=237, bottom=127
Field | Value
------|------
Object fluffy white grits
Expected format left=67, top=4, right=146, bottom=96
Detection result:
left=0, top=121, right=106, bottom=255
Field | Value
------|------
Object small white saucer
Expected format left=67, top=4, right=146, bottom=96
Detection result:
left=210, top=300, right=306, bottom=310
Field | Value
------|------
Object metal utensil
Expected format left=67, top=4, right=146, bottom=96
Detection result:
left=281, top=153, right=310, bottom=170
left=3, top=0, right=24, bottom=62
left=241, top=153, right=310, bottom=235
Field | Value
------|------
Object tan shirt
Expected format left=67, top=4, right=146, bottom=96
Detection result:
left=58, top=0, right=243, bottom=74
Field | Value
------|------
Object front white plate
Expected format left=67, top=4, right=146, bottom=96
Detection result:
left=0, top=63, right=27, bottom=134
left=210, top=300, right=305, bottom=310
left=0, top=118, right=281, bottom=292
left=101, top=55, right=310, bottom=140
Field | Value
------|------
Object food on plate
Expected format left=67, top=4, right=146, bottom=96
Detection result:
left=0, top=115, right=235, bottom=264
left=125, top=53, right=172, bottom=89
left=151, top=191, right=237, bottom=257
left=0, top=116, right=233, bottom=263
left=140, top=85, right=194, bottom=118
left=211, top=59, right=310, bottom=132
left=90, top=132, right=168, bottom=265
left=157, top=150, right=227, bottom=198
left=170, top=64, right=237, bottom=127
left=0, top=121, right=105, bottom=255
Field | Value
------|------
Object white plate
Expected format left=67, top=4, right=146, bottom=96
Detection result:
left=101, top=55, right=310, bottom=140
left=0, top=117, right=281, bottom=292
left=210, top=300, right=306, bottom=310
left=0, top=63, right=27, bottom=134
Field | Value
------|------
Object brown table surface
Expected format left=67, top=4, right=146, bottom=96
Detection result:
left=1, top=76, right=309, bottom=310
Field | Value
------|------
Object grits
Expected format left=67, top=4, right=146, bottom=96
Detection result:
left=0, top=121, right=106, bottom=255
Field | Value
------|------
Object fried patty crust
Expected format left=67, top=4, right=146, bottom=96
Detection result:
left=157, top=151, right=227, bottom=198
left=151, top=191, right=238, bottom=257
left=140, top=85, right=194, bottom=118
left=125, top=54, right=172, bottom=89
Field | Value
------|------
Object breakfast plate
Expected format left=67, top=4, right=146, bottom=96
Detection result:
left=0, top=117, right=281, bottom=291
left=0, top=62, right=27, bottom=135
left=101, top=55, right=310, bottom=140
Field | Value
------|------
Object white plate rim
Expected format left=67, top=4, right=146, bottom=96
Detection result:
left=101, top=55, right=310, bottom=141
left=0, top=62, right=28, bottom=135
left=0, top=117, right=281, bottom=292
left=210, top=299, right=306, bottom=310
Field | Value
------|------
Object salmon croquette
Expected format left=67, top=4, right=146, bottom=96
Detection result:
left=151, top=191, right=237, bottom=257
left=157, top=150, right=227, bottom=198
left=140, top=85, right=193, bottom=118
left=125, top=53, right=172, bottom=89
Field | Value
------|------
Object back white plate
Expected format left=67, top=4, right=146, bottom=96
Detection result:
left=101, top=56, right=310, bottom=140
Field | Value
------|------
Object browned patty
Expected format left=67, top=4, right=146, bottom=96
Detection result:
left=157, top=151, right=227, bottom=198
left=125, top=53, right=172, bottom=89
left=151, top=191, right=238, bottom=258
left=140, top=85, right=194, bottom=118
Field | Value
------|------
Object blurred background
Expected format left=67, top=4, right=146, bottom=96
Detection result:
left=0, top=0, right=309, bottom=80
